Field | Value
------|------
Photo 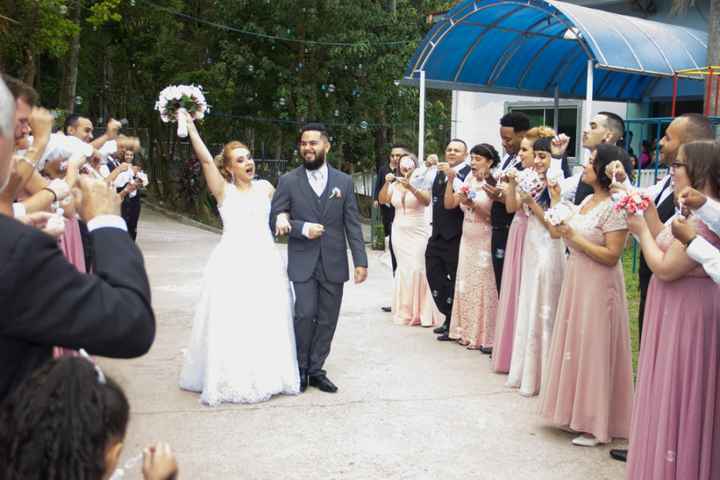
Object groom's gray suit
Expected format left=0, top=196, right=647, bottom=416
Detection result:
left=270, top=164, right=368, bottom=376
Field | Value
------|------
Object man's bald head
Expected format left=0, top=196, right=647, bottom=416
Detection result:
left=660, top=114, right=715, bottom=165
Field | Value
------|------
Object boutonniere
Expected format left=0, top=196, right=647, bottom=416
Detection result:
left=330, top=187, right=343, bottom=199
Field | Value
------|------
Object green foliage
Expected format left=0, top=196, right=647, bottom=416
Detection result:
left=1, top=0, right=452, bottom=215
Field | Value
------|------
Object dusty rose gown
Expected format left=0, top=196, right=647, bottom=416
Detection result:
left=539, top=196, right=634, bottom=443
left=627, top=217, right=720, bottom=480
left=54, top=215, right=86, bottom=358
left=491, top=208, right=530, bottom=373
left=448, top=178, right=497, bottom=348
left=389, top=183, right=444, bottom=327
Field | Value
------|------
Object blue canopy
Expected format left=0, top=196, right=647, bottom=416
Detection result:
left=403, top=0, right=708, bottom=101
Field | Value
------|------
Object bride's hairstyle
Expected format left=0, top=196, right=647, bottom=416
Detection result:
left=0, top=357, right=129, bottom=480
left=217, top=141, right=251, bottom=183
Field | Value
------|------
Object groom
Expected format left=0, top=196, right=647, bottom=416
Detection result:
left=271, top=123, right=368, bottom=394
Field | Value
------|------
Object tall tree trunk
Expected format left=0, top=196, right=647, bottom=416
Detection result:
left=707, top=0, right=720, bottom=115
left=59, top=0, right=82, bottom=113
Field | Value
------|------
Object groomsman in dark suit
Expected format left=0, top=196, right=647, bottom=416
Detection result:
left=428, top=140, right=472, bottom=340
left=483, top=112, right=529, bottom=295
left=373, top=144, right=406, bottom=312
left=608, top=113, right=715, bottom=464
left=0, top=77, right=155, bottom=402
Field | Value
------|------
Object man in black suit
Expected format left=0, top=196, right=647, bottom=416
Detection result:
left=427, top=139, right=472, bottom=341
left=483, top=112, right=529, bottom=296
left=608, top=113, right=715, bottom=464
left=373, top=144, right=407, bottom=312
left=0, top=78, right=155, bottom=402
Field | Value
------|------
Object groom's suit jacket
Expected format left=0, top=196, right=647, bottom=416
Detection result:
left=270, top=165, right=368, bottom=284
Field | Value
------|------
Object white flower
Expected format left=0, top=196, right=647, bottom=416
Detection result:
left=156, top=84, right=209, bottom=124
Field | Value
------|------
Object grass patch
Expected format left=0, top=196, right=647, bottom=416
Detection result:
left=623, top=246, right=641, bottom=373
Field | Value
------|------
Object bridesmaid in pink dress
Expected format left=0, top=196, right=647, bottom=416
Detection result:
left=492, top=127, right=556, bottom=373
left=626, top=141, right=720, bottom=480
left=445, top=144, right=499, bottom=349
left=378, top=154, right=443, bottom=327
left=539, top=144, right=634, bottom=447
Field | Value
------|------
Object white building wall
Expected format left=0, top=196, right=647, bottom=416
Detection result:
left=452, top=90, right=628, bottom=163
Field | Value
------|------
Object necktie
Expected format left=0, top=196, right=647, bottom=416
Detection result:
left=501, top=154, right=515, bottom=171
left=311, top=171, right=323, bottom=196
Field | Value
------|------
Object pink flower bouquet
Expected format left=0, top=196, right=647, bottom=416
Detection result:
left=613, top=190, right=651, bottom=216
left=459, top=184, right=477, bottom=200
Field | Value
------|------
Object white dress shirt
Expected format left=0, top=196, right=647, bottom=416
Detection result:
left=686, top=197, right=720, bottom=284
left=306, top=163, right=328, bottom=197
left=302, top=163, right=330, bottom=238
left=694, top=197, right=720, bottom=235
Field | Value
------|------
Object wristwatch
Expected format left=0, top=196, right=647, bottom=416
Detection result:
left=682, top=235, right=697, bottom=248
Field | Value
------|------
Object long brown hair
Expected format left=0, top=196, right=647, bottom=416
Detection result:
left=682, top=140, right=720, bottom=197
left=217, top=141, right=250, bottom=183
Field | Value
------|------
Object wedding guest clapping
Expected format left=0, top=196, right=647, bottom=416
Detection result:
left=506, top=137, right=566, bottom=396
left=539, top=144, right=634, bottom=447
left=378, top=153, right=441, bottom=327
left=0, top=77, right=155, bottom=401
left=0, top=357, right=179, bottom=480
left=443, top=143, right=499, bottom=351
left=626, top=141, right=720, bottom=480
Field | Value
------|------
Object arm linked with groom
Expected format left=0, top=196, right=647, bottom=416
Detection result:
left=270, top=123, right=368, bottom=394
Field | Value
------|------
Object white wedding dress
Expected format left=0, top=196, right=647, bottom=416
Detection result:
left=179, top=180, right=300, bottom=405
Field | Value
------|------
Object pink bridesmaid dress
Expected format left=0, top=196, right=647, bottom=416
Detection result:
left=389, top=183, right=444, bottom=327
left=539, top=196, right=634, bottom=443
left=627, top=218, right=720, bottom=480
left=448, top=179, right=497, bottom=348
left=491, top=208, right=530, bottom=373
left=54, top=215, right=86, bottom=358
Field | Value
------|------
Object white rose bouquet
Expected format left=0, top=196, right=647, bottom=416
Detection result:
left=154, top=84, right=210, bottom=138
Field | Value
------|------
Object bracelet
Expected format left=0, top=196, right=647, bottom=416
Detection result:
left=42, top=187, right=57, bottom=202
left=683, top=235, right=697, bottom=248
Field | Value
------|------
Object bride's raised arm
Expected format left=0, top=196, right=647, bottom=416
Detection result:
left=184, top=111, right=226, bottom=201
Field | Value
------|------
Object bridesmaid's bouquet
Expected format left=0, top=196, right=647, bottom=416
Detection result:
left=613, top=190, right=651, bottom=216
left=514, top=168, right=545, bottom=197
left=544, top=202, right=574, bottom=226
left=459, top=183, right=477, bottom=200
left=155, top=84, right=210, bottom=138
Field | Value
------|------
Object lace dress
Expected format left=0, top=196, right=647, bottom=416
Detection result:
left=448, top=177, right=497, bottom=348
left=539, top=195, right=634, bottom=442
left=506, top=207, right=566, bottom=396
left=179, top=181, right=300, bottom=405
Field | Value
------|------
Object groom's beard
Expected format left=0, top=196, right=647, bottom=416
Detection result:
left=303, top=149, right=326, bottom=171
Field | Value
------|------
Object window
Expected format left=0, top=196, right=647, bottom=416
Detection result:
left=506, top=102, right=582, bottom=160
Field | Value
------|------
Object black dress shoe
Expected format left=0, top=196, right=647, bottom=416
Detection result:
left=309, top=374, right=338, bottom=393
left=610, top=449, right=627, bottom=462
left=381, top=306, right=392, bottom=313
left=479, top=346, right=493, bottom=355
left=299, top=369, right=309, bottom=393
left=436, top=333, right=453, bottom=341
left=433, top=325, right=448, bottom=334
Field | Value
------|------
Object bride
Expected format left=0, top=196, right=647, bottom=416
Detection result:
left=178, top=112, right=299, bottom=405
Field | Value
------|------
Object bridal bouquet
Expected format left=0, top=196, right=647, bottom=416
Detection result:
left=613, top=190, right=651, bottom=216
left=155, top=84, right=210, bottom=138
left=544, top=202, right=574, bottom=226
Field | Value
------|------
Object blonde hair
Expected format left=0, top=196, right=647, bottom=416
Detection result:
left=524, top=126, right=556, bottom=144
left=217, top=141, right=250, bottom=183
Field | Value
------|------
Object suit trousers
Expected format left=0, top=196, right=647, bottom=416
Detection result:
left=292, top=260, right=344, bottom=376
left=638, top=271, right=651, bottom=347
left=122, top=197, right=141, bottom=242
left=425, top=238, right=461, bottom=329
left=387, top=224, right=397, bottom=274
left=491, top=226, right=510, bottom=293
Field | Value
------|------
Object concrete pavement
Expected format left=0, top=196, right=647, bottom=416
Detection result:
left=101, top=209, right=626, bottom=480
